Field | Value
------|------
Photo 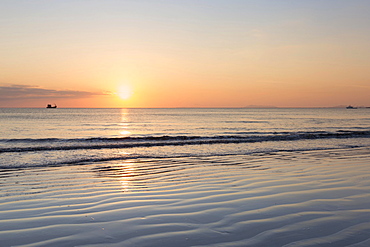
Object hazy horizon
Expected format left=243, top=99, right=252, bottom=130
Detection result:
left=0, top=105, right=364, bottom=109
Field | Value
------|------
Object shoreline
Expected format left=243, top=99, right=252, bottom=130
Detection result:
left=1, top=147, right=370, bottom=246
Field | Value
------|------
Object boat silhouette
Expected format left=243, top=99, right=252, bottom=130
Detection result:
left=46, top=104, right=57, bottom=108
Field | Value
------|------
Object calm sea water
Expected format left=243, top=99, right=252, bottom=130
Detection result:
left=2, top=108, right=370, bottom=247
left=1, top=108, right=370, bottom=168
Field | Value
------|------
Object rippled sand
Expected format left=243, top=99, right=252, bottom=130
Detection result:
left=1, top=148, right=370, bottom=247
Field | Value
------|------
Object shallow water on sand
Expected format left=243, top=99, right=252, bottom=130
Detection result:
left=1, top=147, right=370, bottom=247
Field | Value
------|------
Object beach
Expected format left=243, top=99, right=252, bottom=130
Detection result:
left=1, top=147, right=370, bottom=246
left=2, top=0, right=370, bottom=245
left=1, top=108, right=370, bottom=246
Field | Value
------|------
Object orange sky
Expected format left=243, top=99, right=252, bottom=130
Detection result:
left=1, top=1, right=370, bottom=108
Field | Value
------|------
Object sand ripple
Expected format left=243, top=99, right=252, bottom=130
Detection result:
left=1, top=148, right=370, bottom=246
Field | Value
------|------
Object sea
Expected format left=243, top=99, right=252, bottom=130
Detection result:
left=1, top=108, right=370, bottom=246
left=1, top=108, right=370, bottom=168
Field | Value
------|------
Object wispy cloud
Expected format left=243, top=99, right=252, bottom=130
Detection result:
left=250, top=29, right=267, bottom=39
left=0, top=84, right=109, bottom=100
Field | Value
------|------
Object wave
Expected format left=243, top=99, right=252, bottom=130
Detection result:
left=1, top=146, right=370, bottom=171
left=1, top=130, right=370, bottom=154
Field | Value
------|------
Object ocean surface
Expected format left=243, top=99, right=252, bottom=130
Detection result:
left=1, top=108, right=370, bottom=168
left=1, top=108, right=370, bottom=246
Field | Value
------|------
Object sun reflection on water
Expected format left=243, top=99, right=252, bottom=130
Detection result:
left=119, top=130, right=131, bottom=136
left=119, top=109, right=131, bottom=137
left=117, top=109, right=134, bottom=192
left=117, top=162, right=136, bottom=192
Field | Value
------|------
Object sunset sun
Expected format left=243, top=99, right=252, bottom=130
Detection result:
left=117, top=85, right=133, bottom=100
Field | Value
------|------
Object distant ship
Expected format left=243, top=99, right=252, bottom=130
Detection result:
left=46, top=104, right=57, bottom=108
left=346, top=105, right=357, bottom=109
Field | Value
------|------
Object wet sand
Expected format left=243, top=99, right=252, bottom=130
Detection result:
left=1, top=147, right=370, bottom=247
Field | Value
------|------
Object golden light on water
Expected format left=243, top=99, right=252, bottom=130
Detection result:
left=118, top=161, right=135, bottom=192
left=120, top=130, right=131, bottom=136
left=120, top=109, right=131, bottom=136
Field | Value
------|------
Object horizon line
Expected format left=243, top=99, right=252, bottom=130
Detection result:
left=0, top=106, right=364, bottom=109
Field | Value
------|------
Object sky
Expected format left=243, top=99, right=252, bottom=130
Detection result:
left=1, top=0, right=370, bottom=108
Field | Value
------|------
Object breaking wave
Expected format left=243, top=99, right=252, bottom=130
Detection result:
left=1, top=130, right=370, bottom=153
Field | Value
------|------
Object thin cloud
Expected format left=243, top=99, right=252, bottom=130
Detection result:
left=0, top=84, right=109, bottom=100
left=250, top=29, right=267, bottom=39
